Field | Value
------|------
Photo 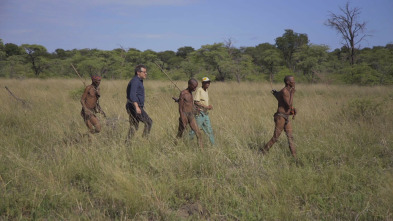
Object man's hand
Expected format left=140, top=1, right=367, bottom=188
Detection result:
left=134, top=102, right=142, bottom=114
left=136, top=106, right=142, bottom=114
left=101, top=110, right=107, bottom=118
left=291, top=107, right=297, bottom=120
left=207, top=105, right=213, bottom=110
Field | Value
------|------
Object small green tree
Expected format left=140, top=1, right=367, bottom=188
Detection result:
left=157, top=50, right=182, bottom=69
left=357, top=46, right=393, bottom=84
left=5, top=43, right=23, bottom=57
left=275, top=29, right=309, bottom=70
left=125, top=48, right=142, bottom=65
left=180, top=55, right=200, bottom=79
left=0, top=39, right=6, bottom=61
left=341, top=64, right=380, bottom=85
left=22, top=44, right=49, bottom=76
left=293, top=44, right=329, bottom=82
left=196, top=43, right=232, bottom=81
left=176, top=46, right=195, bottom=59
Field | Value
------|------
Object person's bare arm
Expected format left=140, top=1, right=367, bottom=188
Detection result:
left=282, top=89, right=292, bottom=110
left=289, top=87, right=295, bottom=106
left=289, top=87, right=296, bottom=118
left=178, top=91, right=187, bottom=125
left=283, top=87, right=296, bottom=117
left=80, top=86, right=92, bottom=115
left=194, top=101, right=212, bottom=110
left=97, top=101, right=106, bottom=117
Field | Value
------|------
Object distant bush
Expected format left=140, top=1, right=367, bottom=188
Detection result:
left=69, top=87, right=85, bottom=101
left=341, top=64, right=381, bottom=85
left=342, top=98, right=382, bottom=120
left=273, top=67, right=293, bottom=83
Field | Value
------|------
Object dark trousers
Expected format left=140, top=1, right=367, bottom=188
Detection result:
left=126, top=103, right=152, bottom=141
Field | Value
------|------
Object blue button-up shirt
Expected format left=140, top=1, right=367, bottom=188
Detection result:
left=126, top=75, right=145, bottom=108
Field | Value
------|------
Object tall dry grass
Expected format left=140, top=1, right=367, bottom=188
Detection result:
left=0, top=79, right=392, bottom=220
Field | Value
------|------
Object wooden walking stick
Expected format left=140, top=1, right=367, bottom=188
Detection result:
left=71, top=63, right=86, bottom=86
left=153, top=61, right=181, bottom=92
left=4, top=86, right=30, bottom=107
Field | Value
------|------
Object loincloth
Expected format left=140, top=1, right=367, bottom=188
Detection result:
left=179, top=112, right=195, bottom=126
left=81, top=108, right=96, bottom=121
left=274, top=112, right=290, bottom=123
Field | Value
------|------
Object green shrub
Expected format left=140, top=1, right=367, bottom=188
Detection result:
left=273, top=67, right=293, bottom=83
left=342, top=98, right=382, bottom=120
left=69, top=87, right=85, bottom=101
left=341, top=64, right=381, bottom=85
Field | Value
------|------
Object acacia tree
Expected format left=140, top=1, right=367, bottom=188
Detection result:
left=275, top=29, right=309, bottom=71
left=176, top=46, right=195, bottom=59
left=5, top=43, right=22, bottom=57
left=0, top=39, right=5, bottom=60
left=325, top=2, right=368, bottom=66
left=22, top=44, right=49, bottom=76
left=180, top=55, right=200, bottom=79
left=293, top=44, right=329, bottom=82
left=196, top=43, right=231, bottom=81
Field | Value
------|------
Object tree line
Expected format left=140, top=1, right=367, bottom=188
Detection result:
left=0, top=29, right=392, bottom=85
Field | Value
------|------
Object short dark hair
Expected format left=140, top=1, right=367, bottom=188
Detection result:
left=188, top=78, right=198, bottom=85
left=135, top=64, right=147, bottom=75
left=284, top=75, right=293, bottom=84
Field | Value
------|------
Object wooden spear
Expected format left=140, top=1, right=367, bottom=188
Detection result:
left=71, top=63, right=86, bottom=86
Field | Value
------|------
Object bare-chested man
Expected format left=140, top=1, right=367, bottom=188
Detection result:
left=177, top=79, right=203, bottom=149
left=262, top=75, right=297, bottom=157
left=80, top=75, right=106, bottom=134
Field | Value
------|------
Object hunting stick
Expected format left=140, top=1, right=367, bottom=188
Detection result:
left=71, top=63, right=86, bottom=86
left=5, top=86, right=29, bottom=106
left=153, top=61, right=181, bottom=92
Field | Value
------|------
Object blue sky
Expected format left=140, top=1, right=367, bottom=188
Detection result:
left=1, top=0, right=392, bottom=53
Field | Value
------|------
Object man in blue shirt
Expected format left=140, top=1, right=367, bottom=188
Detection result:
left=126, top=64, right=153, bottom=142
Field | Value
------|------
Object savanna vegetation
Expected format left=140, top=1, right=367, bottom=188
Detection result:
left=1, top=79, right=392, bottom=220
left=1, top=27, right=393, bottom=86
left=1, top=2, right=392, bottom=219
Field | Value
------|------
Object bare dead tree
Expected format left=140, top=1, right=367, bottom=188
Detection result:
left=325, top=2, right=368, bottom=66
left=118, top=44, right=128, bottom=67
left=224, top=38, right=236, bottom=56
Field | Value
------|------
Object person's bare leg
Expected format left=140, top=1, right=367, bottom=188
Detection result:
left=263, top=117, right=285, bottom=153
left=284, top=121, right=296, bottom=157
left=90, top=115, right=101, bottom=133
left=176, top=117, right=186, bottom=138
left=85, top=118, right=93, bottom=132
left=189, top=118, right=203, bottom=150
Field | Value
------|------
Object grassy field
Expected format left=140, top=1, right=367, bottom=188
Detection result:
left=0, top=79, right=392, bottom=220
